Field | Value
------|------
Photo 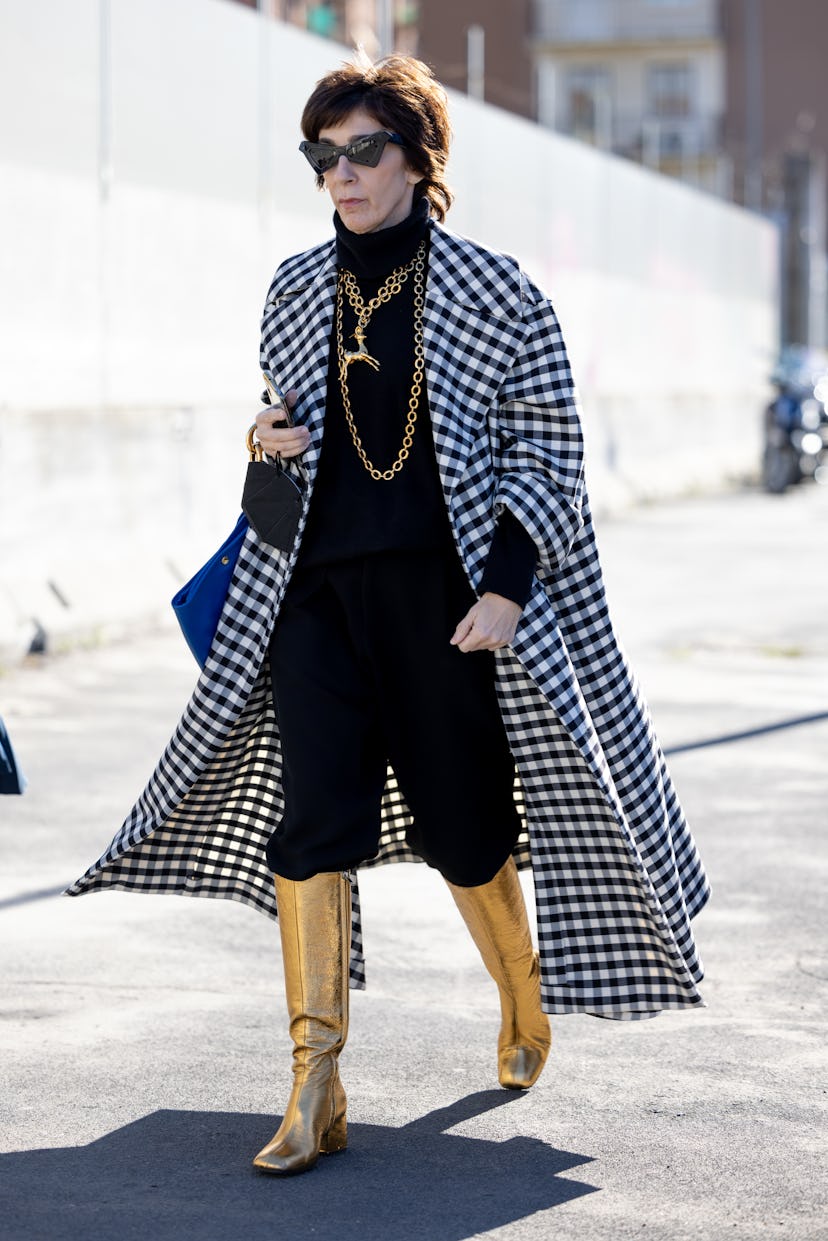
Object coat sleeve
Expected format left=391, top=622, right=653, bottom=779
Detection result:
left=492, top=275, right=586, bottom=578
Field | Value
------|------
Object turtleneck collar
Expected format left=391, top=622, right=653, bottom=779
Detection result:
left=334, top=198, right=430, bottom=279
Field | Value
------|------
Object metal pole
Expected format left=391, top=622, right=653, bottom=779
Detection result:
left=376, top=0, right=394, bottom=56
left=97, top=0, right=112, bottom=410
left=744, top=0, right=763, bottom=211
left=467, top=23, right=484, bottom=102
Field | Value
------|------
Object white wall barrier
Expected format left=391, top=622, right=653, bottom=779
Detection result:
left=0, top=0, right=778, bottom=660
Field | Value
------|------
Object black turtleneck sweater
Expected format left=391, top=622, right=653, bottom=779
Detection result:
left=297, top=202, right=537, bottom=608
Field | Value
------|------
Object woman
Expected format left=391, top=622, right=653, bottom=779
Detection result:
left=68, top=56, right=709, bottom=1177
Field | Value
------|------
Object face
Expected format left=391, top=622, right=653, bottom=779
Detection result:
left=317, top=107, right=421, bottom=234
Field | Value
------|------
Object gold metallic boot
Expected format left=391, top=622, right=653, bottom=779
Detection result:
left=447, top=857, right=551, bottom=1090
left=253, top=871, right=351, bottom=1176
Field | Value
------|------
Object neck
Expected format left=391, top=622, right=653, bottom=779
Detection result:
left=334, top=199, right=430, bottom=279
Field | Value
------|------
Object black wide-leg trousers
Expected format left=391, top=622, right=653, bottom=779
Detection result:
left=266, top=547, right=521, bottom=886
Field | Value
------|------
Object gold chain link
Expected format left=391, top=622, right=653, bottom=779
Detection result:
left=336, top=241, right=426, bottom=482
left=340, top=245, right=420, bottom=331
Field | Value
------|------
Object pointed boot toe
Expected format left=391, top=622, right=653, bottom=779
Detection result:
left=498, top=1041, right=549, bottom=1090
left=253, top=1139, right=318, bottom=1177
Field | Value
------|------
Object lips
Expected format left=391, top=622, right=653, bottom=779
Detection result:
left=338, top=198, right=363, bottom=210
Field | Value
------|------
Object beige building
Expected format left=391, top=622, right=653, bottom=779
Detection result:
left=532, top=0, right=728, bottom=194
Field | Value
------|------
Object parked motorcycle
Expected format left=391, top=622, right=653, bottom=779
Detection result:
left=762, top=348, right=828, bottom=493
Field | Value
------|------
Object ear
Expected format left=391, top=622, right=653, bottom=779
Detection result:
left=405, top=167, right=423, bottom=187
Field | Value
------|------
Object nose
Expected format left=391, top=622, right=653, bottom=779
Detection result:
left=330, top=154, right=356, bottom=181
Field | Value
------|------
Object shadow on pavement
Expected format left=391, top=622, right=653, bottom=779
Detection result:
left=666, top=708, right=828, bottom=755
left=2, top=1091, right=596, bottom=1240
left=0, top=885, right=66, bottom=912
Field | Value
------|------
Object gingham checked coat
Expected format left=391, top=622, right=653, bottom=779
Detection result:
left=67, top=220, right=710, bottom=1019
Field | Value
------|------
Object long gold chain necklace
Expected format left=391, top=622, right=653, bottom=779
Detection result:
left=336, top=240, right=426, bottom=481
left=339, top=241, right=424, bottom=371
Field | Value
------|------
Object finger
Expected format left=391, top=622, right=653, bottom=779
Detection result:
left=463, top=634, right=506, bottom=652
left=460, top=614, right=510, bottom=652
left=256, top=422, right=308, bottom=446
left=256, top=405, right=286, bottom=430
left=457, top=628, right=491, bottom=652
left=450, top=614, right=475, bottom=646
left=260, top=419, right=305, bottom=439
left=261, top=436, right=294, bottom=453
left=454, top=610, right=492, bottom=652
left=267, top=395, right=298, bottom=424
left=265, top=403, right=292, bottom=428
left=270, top=424, right=309, bottom=443
left=262, top=432, right=310, bottom=459
left=274, top=434, right=311, bottom=459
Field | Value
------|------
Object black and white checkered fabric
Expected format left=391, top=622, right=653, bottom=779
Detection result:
left=66, top=222, right=709, bottom=1018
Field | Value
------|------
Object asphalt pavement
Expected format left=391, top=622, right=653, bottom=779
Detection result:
left=1, top=482, right=826, bottom=1241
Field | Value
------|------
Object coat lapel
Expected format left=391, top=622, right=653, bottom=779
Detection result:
left=424, top=224, right=526, bottom=495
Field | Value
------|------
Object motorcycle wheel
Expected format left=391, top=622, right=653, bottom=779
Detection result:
left=762, top=444, right=800, bottom=493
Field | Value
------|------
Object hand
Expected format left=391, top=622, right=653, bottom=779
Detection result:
left=254, top=390, right=310, bottom=459
left=450, top=592, right=522, bottom=653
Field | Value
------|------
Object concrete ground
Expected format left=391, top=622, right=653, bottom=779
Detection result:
left=1, top=483, right=826, bottom=1241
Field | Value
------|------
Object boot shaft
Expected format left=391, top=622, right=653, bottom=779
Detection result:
left=275, top=871, right=351, bottom=1059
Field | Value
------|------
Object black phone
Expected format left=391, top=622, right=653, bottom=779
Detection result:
left=262, top=371, right=293, bottom=427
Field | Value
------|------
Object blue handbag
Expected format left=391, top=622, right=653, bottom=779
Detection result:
left=0, top=715, right=25, bottom=794
left=171, top=513, right=249, bottom=667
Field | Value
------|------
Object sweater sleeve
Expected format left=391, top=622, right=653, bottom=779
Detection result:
left=479, top=509, right=538, bottom=608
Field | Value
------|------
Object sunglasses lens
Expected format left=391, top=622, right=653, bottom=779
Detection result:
left=299, top=142, right=335, bottom=173
left=345, top=134, right=387, bottom=167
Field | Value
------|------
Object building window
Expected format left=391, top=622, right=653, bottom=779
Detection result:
left=647, top=62, right=693, bottom=118
left=565, top=66, right=612, bottom=146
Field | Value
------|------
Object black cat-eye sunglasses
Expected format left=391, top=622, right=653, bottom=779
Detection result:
left=299, top=131, right=405, bottom=175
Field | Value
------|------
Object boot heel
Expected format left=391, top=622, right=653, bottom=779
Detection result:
left=320, top=1118, right=347, bottom=1154
left=320, top=1073, right=347, bottom=1154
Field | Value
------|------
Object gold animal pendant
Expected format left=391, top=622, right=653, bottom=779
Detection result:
left=343, top=323, right=380, bottom=371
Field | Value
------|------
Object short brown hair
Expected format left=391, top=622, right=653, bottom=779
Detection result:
left=301, top=56, right=453, bottom=222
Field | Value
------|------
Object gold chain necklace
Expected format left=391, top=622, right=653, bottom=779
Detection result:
left=339, top=241, right=424, bottom=371
left=336, top=240, right=426, bottom=481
